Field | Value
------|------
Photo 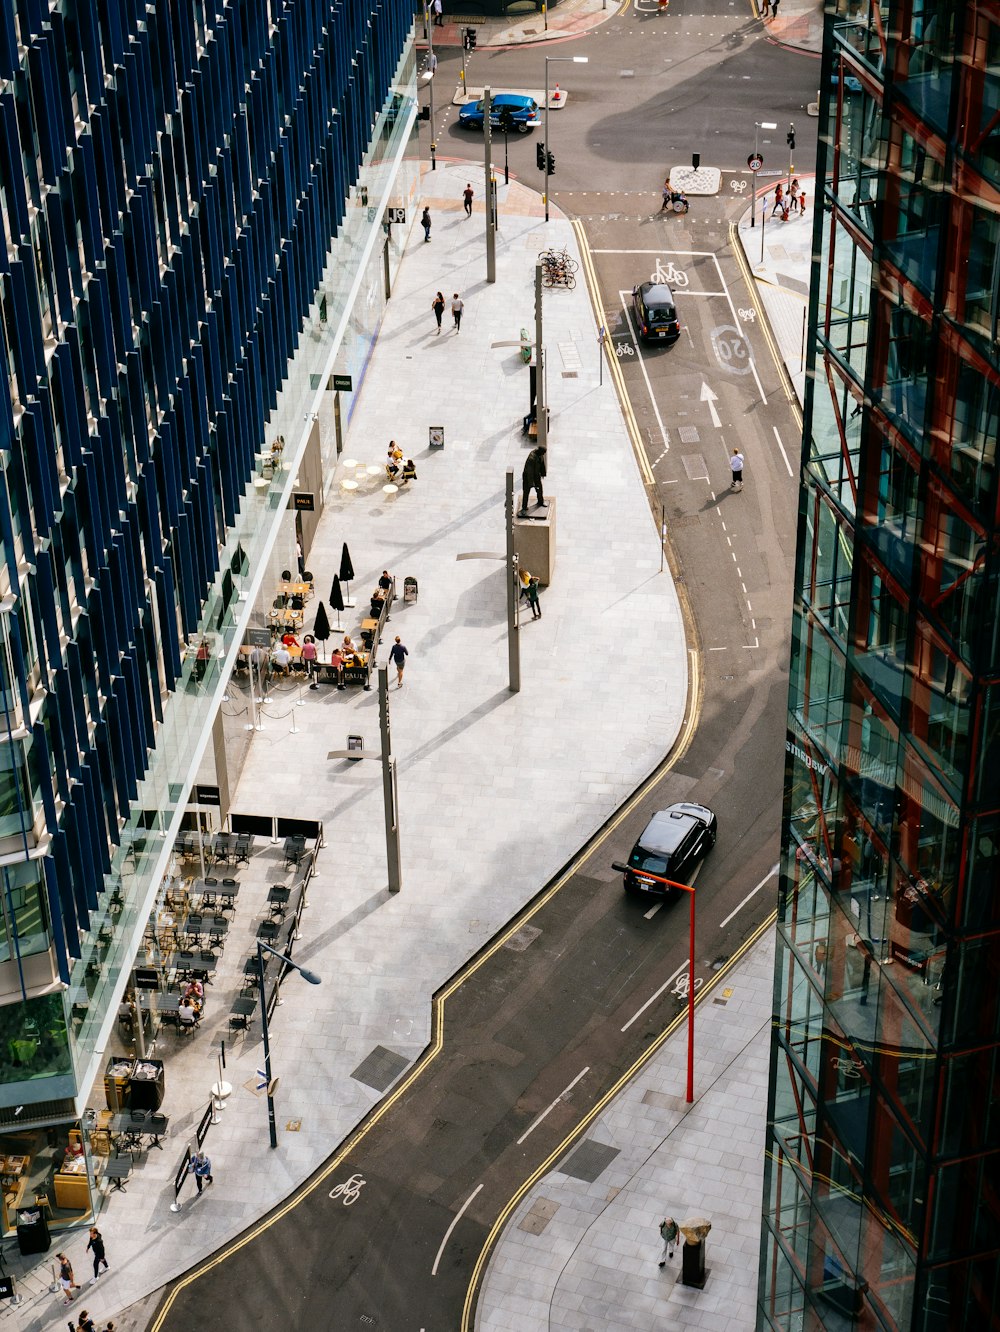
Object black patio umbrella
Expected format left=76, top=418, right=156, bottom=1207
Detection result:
left=312, top=602, right=331, bottom=659
left=339, top=543, right=356, bottom=606
left=330, top=577, right=345, bottom=630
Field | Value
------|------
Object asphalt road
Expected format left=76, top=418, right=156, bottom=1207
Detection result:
left=427, top=0, right=821, bottom=200
left=151, top=8, right=809, bottom=1330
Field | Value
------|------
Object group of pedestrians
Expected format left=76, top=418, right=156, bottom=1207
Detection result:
left=430, top=290, right=464, bottom=334
left=57, top=1233, right=116, bottom=1331
left=759, top=0, right=781, bottom=16
left=770, top=178, right=807, bottom=220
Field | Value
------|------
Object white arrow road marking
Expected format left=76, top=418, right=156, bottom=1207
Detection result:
left=700, top=382, right=722, bottom=428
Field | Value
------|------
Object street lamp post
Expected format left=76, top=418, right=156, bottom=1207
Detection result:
left=543, top=56, right=588, bottom=223
left=423, top=1, right=436, bottom=170
left=751, top=120, right=776, bottom=229
left=256, top=940, right=322, bottom=1149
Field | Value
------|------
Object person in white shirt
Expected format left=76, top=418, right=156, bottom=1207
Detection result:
left=729, top=449, right=745, bottom=491
left=451, top=292, right=464, bottom=333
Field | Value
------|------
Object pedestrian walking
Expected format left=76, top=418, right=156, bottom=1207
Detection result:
left=302, top=634, right=319, bottom=688
left=771, top=0, right=780, bottom=15
left=432, top=0, right=443, bottom=25
left=187, top=1150, right=213, bottom=1194
left=526, top=576, right=542, bottom=619
left=730, top=448, right=745, bottom=491
left=798, top=186, right=807, bottom=218
left=451, top=292, right=464, bottom=332
left=771, top=182, right=784, bottom=216
left=421, top=206, right=431, bottom=243
left=788, top=177, right=800, bottom=212
left=58, top=1253, right=81, bottom=1304
left=519, top=445, right=547, bottom=515
left=659, top=1216, right=680, bottom=1265
left=389, top=635, right=408, bottom=688
left=75, top=1311, right=97, bottom=1332
left=760, top=0, right=770, bottom=14
left=463, top=182, right=474, bottom=216
left=431, top=290, right=445, bottom=332
left=86, top=1227, right=109, bottom=1282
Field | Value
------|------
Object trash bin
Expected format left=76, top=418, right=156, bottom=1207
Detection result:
left=403, top=577, right=418, bottom=604
left=16, top=1206, right=50, bottom=1256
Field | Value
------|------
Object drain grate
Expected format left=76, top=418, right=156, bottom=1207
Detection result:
left=558, top=1138, right=620, bottom=1183
left=351, top=1045, right=409, bottom=1093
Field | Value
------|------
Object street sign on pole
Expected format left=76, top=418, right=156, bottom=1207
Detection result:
left=747, top=154, right=763, bottom=172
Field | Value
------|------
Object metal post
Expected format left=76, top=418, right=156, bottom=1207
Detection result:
left=544, top=62, right=550, bottom=222
left=378, top=666, right=402, bottom=892
left=257, top=941, right=278, bottom=1148
left=426, top=3, right=435, bottom=169
left=535, top=263, right=546, bottom=449
left=686, top=891, right=695, bottom=1104
left=660, top=502, right=666, bottom=574
left=760, top=186, right=767, bottom=265
left=505, top=470, right=521, bottom=694
left=801, top=306, right=807, bottom=372
left=751, top=124, right=758, bottom=229
left=484, top=87, right=496, bottom=284
left=461, top=40, right=466, bottom=90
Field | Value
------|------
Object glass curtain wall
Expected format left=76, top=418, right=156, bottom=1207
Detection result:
left=758, top=2, right=1000, bottom=1329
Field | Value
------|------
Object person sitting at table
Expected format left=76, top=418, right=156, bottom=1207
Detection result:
left=271, top=644, right=291, bottom=676
left=281, top=630, right=300, bottom=648
left=341, top=634, right=358, bottom=657
left=64, top=1139, right=85, bottom=1163
left=400, top=458, right=417, bottom=484
left=370, top=588, right=387, bottom=617
left=183, top=979, right=204, bottom=1002
left=178, top=998, right=199, bottom=1029
left=379, top=570, right=393, bottom=594
left=329, top=648, right=346, bottom=690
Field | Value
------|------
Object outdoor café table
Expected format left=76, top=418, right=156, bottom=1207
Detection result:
left=110, top=1112, right=170, bottom=1152
left=211, top=832, right=237, bottom=864
left=103, top=1155, right=132, bottom=1192
left=267, top=886, right=291, bottom=919
left=229, top=996, right=257, bottom=1031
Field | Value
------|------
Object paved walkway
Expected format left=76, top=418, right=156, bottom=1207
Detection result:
left=3, top=166, right=687, bottom=1330
left=738, top=176, right=815, bottom=403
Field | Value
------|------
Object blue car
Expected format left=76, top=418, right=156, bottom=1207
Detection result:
left=458, top=93, right=541, bottom=133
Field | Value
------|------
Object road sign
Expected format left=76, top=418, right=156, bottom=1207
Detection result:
left=747, top=154, right=763, bottom=172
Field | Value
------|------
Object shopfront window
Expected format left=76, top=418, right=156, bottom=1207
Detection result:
left=0, top=1119, right=95, bottom=1238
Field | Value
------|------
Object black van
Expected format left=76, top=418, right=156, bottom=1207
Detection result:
left=613, top=802, right=717, bottom=897
left=632, top=282, right=680, bottom=343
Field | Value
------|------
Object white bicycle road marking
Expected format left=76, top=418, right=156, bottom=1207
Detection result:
left=652, top=258, right=689, bottom=288
left=329, top=1173, right=366, bottom=1205
left=671, top=973, right=704, bottom=999
left=730, top=179, right=748, bottom=192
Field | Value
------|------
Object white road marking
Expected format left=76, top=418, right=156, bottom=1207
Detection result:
left=709, top=253, right=768, bottom=404
left=719, top=864, right=779, bottom=928
left=700, top=382, right=722, bottom=427
left=644, top=902, right=664, bottom=919
left=773, top=425, right=794, bottom=476
left=708, top=646, right=728, bottom=651
left=618, top=292, right=671, bottom=452
left=621, top=962, right=688, bottom=1032
left=432, top=1184, right=484, bottom=1276
left=516, top=1067, right=591, bottom=1145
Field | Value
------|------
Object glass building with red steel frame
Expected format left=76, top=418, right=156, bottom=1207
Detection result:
left=758, top=0, right=1000, bottom=1326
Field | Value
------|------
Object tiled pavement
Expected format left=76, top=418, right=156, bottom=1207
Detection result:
left=3, top=164, right=688, bottom=1329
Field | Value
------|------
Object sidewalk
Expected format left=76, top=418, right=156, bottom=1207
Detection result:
left=477, top=930, right=775, bottom=1332
left=3, top=166, right=687, bottom=1330
left=429, top=0, right=616, bottom=48
left=737, top=177, right=815, bottom=402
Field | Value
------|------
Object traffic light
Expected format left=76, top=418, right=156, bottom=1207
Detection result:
left=787, top=123, right=796, bottom=150
left=536, top=142, right=545, bottom=172
left=546, top=150, right=555, bottom=175
left=464, top=26, right=477, bottom=50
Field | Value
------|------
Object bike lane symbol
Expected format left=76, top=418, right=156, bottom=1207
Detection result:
left=329, top=1173, right=366, bottom=1205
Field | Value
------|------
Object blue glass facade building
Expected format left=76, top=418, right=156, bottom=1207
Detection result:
left=0, top=0, right=418, bottom=1186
